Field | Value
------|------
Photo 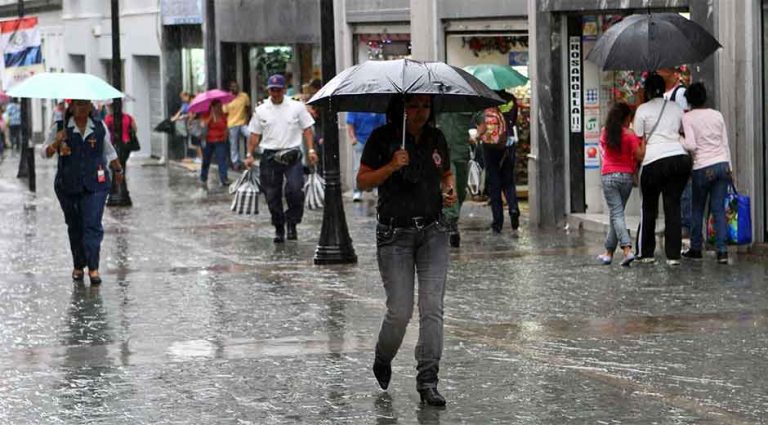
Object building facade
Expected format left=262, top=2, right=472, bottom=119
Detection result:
left=0, top=0, right=165, bottom=159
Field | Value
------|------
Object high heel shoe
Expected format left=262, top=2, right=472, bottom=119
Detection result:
left=72, top=269, right=84, bottom=281
left=88, top=271, right=102, bottom=285
left=418, top=387, right=446, bottom=406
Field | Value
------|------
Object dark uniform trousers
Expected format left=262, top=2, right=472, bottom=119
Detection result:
left=260, top=152, right=305, bottom=227
left=56, top=188, right=108, bottom=270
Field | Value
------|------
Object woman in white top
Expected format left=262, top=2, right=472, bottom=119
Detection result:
left=633, top=74, right=692, bottom=265
left=680, top=82, right=732, bottom=264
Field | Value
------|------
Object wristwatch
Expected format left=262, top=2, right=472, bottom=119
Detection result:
left=246, top=152, right=253, bottom=158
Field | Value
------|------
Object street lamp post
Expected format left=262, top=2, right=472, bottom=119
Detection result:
left=106, top=0, right=131, bottom=206
left=314, top=0, right=357, bottom=265
left=15, top=0, right=35, bottom=193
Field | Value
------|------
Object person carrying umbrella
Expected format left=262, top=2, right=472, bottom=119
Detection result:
left=40, top=99, right=123, bottom=285
left=199, top=99, right=230, bottom=189
left=357, top=95, right=457, bottom=406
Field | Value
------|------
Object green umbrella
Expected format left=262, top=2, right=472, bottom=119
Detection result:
left=7, top=72, right=124, bottom=100
left=462, top=64, right=528, bottom=91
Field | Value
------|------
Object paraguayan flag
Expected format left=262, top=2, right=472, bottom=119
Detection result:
left=0, top=16, right=44, bottom=90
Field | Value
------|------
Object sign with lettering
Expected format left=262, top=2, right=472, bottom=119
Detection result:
left=569, top=36, right=582, bottom=133
left=161, top=0, right=203, bottom=25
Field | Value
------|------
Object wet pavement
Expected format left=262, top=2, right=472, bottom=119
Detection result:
left=0, top=155, right=767, bottom=424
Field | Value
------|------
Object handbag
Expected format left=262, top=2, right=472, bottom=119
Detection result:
left=707, top=181, right=752, bottom=245
left=230, top=168, right=261, bottom=215
left=274, top=148, right=302, bottom=165
left=126, top=128, right=141, bottom=152
left=467, top=144, right=484, bottom=196
left=303, top=169, right=325, bottom=210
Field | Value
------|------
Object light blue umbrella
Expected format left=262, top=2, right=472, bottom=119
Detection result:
left=7, top=72, right=124, bottom=100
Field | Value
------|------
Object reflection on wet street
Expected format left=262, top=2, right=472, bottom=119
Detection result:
left=0, top=160, right=767, bottom=423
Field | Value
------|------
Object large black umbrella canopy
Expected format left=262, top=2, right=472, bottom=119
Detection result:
left=586, top=13, right=722, bottom=71
left=307, top=59, right=504, bottom=112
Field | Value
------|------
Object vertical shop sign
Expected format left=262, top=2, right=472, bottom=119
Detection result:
left=569, top=36, right=582, bottom=133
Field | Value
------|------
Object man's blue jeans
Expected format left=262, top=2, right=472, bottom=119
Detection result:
left=691, top=162, right=730, bottom=253
left=601, top=173, right=634, bottom=251
left=375, top=222, right=449, bottom=389
left=228, top=125, right=249, bottom=166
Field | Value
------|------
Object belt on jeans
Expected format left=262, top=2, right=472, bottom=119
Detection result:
left=378, top=215, right=438, bottom=229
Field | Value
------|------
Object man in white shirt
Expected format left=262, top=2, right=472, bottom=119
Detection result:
left=245, top=74, right=318, bottom=243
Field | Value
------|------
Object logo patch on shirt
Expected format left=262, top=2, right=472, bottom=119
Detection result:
left=432, top=149, right=442, bottom=167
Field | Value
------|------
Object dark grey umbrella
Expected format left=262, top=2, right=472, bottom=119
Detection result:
left=586, top=13, right=722, bottom=71
left=307, top=59, right=504, bottom=113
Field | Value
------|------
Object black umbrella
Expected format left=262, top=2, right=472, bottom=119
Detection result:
left=307, top=59, right=503, bottom=113
left=586, top=13, right=721, bottom=71
left=308, top=59, right=503, bottom=148
left=153, top=118, right=175, bottom=134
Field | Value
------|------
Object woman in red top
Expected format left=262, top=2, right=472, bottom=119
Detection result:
left=597, top=102, right=643, bottom=266
left=104, top=109, right=138, bottom=173
left=199, top=99, right=230, bottom=188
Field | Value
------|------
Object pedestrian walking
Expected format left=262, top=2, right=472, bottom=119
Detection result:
left=6, top=98, right=21, bottom=152
left=346, top=111, right=386, bottom=201
left=475, top=102, right=517, bottom=234
left=39, top=100, right=123, bottom=285
left=596, top=102, right=642, bottom=266
left=634, top=74, right=692, bottom=265
left=104, top=107, right=138, bottom=197
left=223, top=80, right=251, bottom=170
left=436, top=111, right=473, bottom=247
left=245, top=74, right=318, bottom=243
left=200, top=99, right=230, bottom=189
left=357, top=95, right=457, bottom=407
left=680, top=82, right=732, bottom=264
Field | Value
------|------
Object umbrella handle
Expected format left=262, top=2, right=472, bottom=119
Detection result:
left=401, top=110, right=407, bottom=150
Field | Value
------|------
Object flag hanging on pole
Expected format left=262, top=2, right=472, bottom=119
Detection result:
left=0, top=17, right=44, bottom=91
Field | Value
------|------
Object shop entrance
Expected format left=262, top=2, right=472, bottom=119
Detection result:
left=567, top=13, right=688, bottom=222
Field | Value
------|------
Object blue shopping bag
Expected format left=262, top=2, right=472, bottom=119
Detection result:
left=707, top=182, right=752, bottom=245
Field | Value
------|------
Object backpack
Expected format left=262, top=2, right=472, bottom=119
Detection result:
left=479, top=107, right=507, bottom=146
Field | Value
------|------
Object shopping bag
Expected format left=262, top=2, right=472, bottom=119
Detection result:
left=304, top=169, right=325, bottom=210
left=467, top=145, right=484, bottom=197
left=230, top=168, right=260, bottom=215
left=707, top=182, right=751, bottom=245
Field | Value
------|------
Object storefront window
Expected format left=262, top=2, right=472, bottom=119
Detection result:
left=355, top=33, right=411, bottom=64
left=182, top=48, right=206, bottom=96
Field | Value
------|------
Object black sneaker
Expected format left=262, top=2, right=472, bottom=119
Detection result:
left=372, top=359, right=392, bottom=390
left=510, top=213, right=520, bottom=230
left=717, top=251, right=729, bottom=264
left=273, top=226, right=285, bottom=243
left=682, top=249, right=702, bottom=259
left=287, top=224, right=298, bottom=240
